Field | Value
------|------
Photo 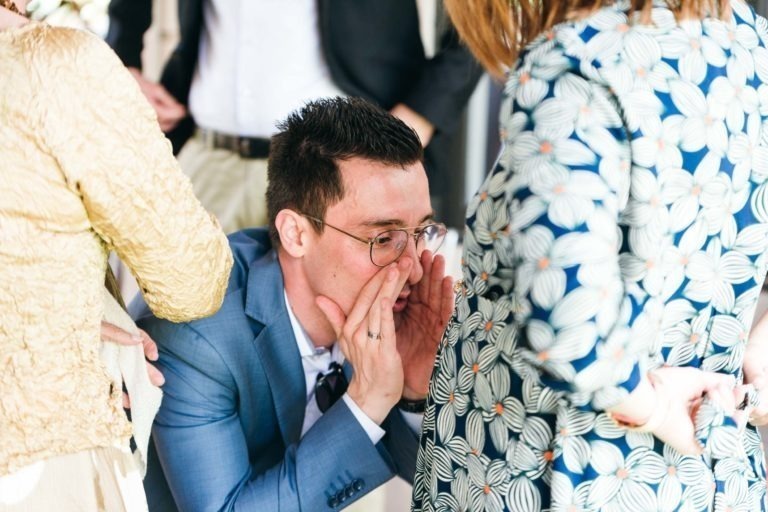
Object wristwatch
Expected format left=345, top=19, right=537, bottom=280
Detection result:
left=397, top=398, right=426, bottom=413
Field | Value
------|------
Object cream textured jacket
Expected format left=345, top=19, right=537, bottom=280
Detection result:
left=0, top=22, right=233, bottom=476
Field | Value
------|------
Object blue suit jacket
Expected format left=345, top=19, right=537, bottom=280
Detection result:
left=133, top=229, right=419, bottom=511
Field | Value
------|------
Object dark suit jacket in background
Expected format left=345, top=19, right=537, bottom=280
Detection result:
left=106, top=0, right=483, bottom=226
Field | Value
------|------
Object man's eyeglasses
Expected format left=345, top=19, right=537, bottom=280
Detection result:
left=302, top=214, right=448, bottom=267
left=315, top=362, right=348, bottom=413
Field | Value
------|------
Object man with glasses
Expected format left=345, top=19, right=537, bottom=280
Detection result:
left=132, top=97, right=454, bottom=511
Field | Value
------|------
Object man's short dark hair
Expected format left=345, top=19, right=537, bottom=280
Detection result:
left=266, top=97, right=424, bottom=246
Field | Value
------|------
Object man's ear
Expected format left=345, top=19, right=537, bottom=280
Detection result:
left=275, top=209, right=312, bottom=258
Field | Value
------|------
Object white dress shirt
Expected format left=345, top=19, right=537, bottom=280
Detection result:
left=189, top=0, right=345, bottom=137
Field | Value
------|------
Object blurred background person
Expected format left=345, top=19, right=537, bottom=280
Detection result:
left=0, top=1, right=232, bottom=509
left=413, top=0, right=768, bottom=510
left=105, top=0, right=483, bottom=234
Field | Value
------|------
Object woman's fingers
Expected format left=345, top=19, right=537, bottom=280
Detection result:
left=101, top=321, right=142, bottom=345
left=664, top=366, right=733, bottom=396
left=101, top=324, right=160, bottom=366
left=122, top=361, right=165, bottom=411
left=145, top=361, right=165, bottom=387
left=746, top=376, right=768, bottom=425
left=139, top=329, right=159, bottom=361
left=102, top=324, right=166, bottom=409
left=701, top=373, right=737, bottom=398
left=704, top=380, right=737, bottom=412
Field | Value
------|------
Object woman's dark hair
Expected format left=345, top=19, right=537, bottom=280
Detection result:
left=266, top=96, right=423, bottom=246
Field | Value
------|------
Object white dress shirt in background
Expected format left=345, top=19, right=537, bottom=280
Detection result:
left=189, top=0, right=345, bottom=137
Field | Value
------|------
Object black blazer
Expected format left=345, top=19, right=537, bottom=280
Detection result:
left=106, top=0, right=482, bottom=152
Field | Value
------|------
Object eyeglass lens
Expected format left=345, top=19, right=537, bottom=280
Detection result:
left=370, top=224, right=447, bottom=266
left=315, top=362, right=348, bottom=413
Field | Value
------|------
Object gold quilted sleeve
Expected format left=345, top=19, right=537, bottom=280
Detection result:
left=36, top=28, right=232, bottom=322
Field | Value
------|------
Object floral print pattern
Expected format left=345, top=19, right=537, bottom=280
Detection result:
left=412, top=1, right=768, bottom=510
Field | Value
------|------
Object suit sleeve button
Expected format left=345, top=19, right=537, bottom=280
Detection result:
left=353, top=479, right=364, bottom=491
left=327, top=496, right=339, bottom=508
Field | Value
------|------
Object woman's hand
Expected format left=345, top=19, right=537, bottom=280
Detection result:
left=741, top=344, right=768, bottom=425
left=100, top=322, right=165, bottom=408
left=609, top=367, right=736, bottom=456
left=738, top=309, right=768, bottom=425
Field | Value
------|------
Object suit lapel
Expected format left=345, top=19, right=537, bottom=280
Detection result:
left=245, top=251, right=306, bottom=445
left=342, top=360, right=353, bottom=382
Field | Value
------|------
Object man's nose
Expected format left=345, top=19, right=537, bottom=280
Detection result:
left=403, top=236, right=424, bottom=284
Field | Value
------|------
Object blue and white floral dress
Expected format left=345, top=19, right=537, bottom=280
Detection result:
left=412, top=1, right=768, bottom=510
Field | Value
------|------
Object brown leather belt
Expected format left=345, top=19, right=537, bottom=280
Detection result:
left=198, top=128, right=270, bottom=159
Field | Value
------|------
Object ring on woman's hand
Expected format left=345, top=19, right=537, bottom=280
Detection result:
left=367, top=331, right=381, bottom=340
